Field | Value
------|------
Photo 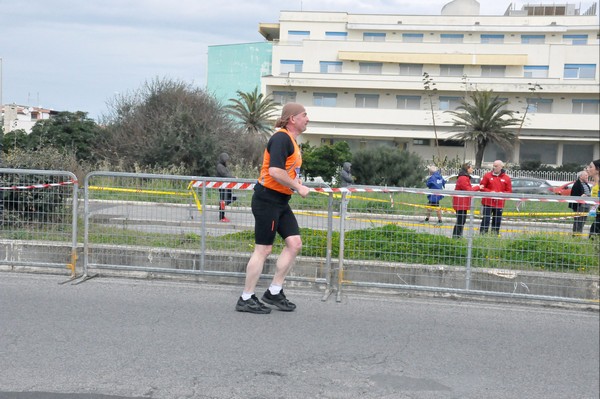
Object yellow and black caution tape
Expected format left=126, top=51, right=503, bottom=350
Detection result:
left=88, top=185, right=203, bottom=214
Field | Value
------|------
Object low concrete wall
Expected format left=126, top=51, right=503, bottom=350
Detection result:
left=1, top=240, right=598, bottom=304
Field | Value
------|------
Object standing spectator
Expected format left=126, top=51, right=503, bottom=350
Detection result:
left=452, top=163, right=481, bottom=239
left=423, top=165, right=446, bottom=224
left=216, top=152, right=235, bottom=222
left=586, top=159, right=600, bottom=239
left=569, top=170, right=591, bottom=235
left=340, top=162, right=354, bottom=187
left=235, top=103, right=310, bottom=314
left=479, top=160, right=512, bottom=235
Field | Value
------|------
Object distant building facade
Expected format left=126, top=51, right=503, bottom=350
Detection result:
left=1, top=104, right=58, bottom=134
left=207, top=42, right=272, bottom=105
left=247, top=0, right=599, bottom=166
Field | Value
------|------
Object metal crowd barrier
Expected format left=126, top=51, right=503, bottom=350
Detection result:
left=331, top=186, right=599, bottom=304
left=2, top=168, right=598, bottom=305
left=0, top=168, right=79, bottom=280
left=81, top=172, right=335, bottom=287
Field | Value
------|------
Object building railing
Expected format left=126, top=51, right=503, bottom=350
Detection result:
left=445, top=168, right=579, bottom=182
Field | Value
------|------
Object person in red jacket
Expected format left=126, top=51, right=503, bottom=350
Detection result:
left=479, top=160, right=512, bottom=235
left=452, top=163, right=482, bottom=238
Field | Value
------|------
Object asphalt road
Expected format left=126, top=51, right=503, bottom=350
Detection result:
left=1, top=272, right=598, bottom=399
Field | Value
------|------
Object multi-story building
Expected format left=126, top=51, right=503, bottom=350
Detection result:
left=253, top=0, right=599, bottom=166
left=1, top=104, right=58, bottom=134
left=207, top=42, right=272, bottom=104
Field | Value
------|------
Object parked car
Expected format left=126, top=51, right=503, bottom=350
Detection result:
left=551, top=181, right=575, bottom=196
left=443, top=174, right=481, bottom=190
left=511, top=177, right=555, bottom=195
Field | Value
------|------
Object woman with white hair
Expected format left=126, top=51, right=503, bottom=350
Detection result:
left=568, top=170, right=590, bottom=235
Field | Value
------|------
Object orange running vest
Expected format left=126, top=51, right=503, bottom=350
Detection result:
left=258, top=129, right=302, bottom=195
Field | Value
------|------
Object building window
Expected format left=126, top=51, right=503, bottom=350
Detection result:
left=288, top=30, right=309, bottom=41
left=440, top=34, right=464, bottom=43
left=524, top=65, right=549, bottom=78
left=399, top=63, right=423, bottom=76
left=496, top=97, right=509, bottom=111
left=564, top=64, right=596, bottom=79
left=321, top=138, right=334, bottom=145
left=483, top=142, right=507, bottom=163
left=363, top=32, right=386, bottom=42
left=413, top=139, right=430, bottom=146
left=521, top=35, right=545, bottom=44
left=572, top=99, right=600, bottom=114
left=439, top=140, right=463, bottom=147
left=526, top=98, right=552, bottom=113
left=280, top=60, right=303, bottom=75
left=320, top=61, right=342, bottom=73
left=403, top=33, right=423, bottom=42
left=272, top=91, right=296, bottom=104
left=325, top=31, right=348, bottom=40
left=519, top=141, right=557, bottom=164
left=481, top=34, right=504, bottom=44
left=439, top=96, right=462, bottom=111
left=313, top=93, right=338, bottom=107
left=563, top=34, right=588, bottom=45
left=440, top=65, right=464, bottom=76
left=397, top=95, right=421, bottom=110
left=359, top=62, right=383, bottom=74
left=563, top=144, right=593, bottom=164
left=355, top=94, right=379, bottom=108
left=481, top=65, right=506, bottom=77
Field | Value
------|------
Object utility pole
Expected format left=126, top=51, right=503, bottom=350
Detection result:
left=1, top=57, right=3, bottom=130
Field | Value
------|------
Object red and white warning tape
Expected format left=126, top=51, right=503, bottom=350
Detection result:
left=191, top=181, right=599, bottom=205
left=191, top=181, right=256, bottom=190
left=0, top=180, right=77, bottom=191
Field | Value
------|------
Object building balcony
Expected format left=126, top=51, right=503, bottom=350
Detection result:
left=263, top=73, right=599, bottom=95
left=301, top=106, right=599, bottom=135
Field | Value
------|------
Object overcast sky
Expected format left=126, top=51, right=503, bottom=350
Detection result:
left=0, top=0, right=580, bottom=119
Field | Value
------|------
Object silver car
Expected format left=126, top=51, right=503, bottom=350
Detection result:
left=510, top=177, right=554, bottom=195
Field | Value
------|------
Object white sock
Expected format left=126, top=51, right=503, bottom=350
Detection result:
left=269, top=284, right=282, bottom=295
left=241, top=292, right=253, bottom=301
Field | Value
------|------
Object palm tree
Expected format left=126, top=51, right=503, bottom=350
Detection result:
left=446, top=90, right=521, bottom=168
left=226, top=87, right=278, bottom=142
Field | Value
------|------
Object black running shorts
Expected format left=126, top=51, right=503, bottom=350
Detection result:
left=252, top=184, right=300, bottom=245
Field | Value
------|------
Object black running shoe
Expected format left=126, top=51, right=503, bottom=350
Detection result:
left=262, top=289, right=296, bottom=312
left=235, top=295, right=271, bottom=314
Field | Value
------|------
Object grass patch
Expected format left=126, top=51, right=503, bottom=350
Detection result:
left=3, top=219, right=598, bottom=274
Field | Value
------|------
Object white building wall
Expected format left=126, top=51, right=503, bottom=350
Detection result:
left=261, top=6, right=600, bottom=166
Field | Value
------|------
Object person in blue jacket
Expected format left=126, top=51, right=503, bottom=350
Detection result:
left=423, top=165, right=446, bottom=224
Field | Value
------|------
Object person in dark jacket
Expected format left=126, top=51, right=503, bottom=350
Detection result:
left=586, top=159, right=600, bottom=239
left=340, top=162, right=354, bottom=187
left=216, top=152, right=235, bottom=222
left=452, top=163, right=482, bottom=238
left=423, top=165, right=446, bottom=224
left=479, top=160, right=512, bottom=235
left=569, top=170, right=591, bottom=235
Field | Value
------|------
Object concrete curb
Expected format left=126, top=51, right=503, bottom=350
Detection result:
left=1, top=240, right=598, bottom=309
